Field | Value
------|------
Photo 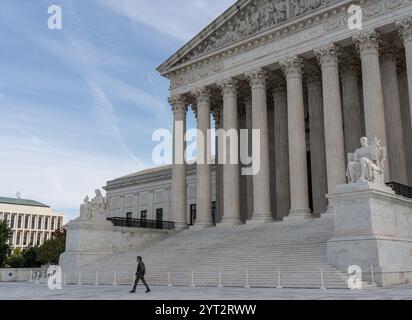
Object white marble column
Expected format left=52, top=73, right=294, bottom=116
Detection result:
left=314, top=43, right=346, bottom=193
left=213, top=108, right=224, bottom=223
left=398, top=59, right=412, bottom=185
left=353, top=30, right=389, bottom=179
left=244, top=95, right=254, bottom=220
left=305, top=66, right=328, bottom=215
left=397, top=17, right=412, bottom=140
left=272, top=75, right=290, bottom=218
left=280, top=57, right=311, bottom=217
left=168, top=95, right=188, bottom=230
left=192, top=87, right=214, bottom=228
left=246, top=69, right=274, bottom=223
left=340, top=55, right=364, bottom=155
left=380, top=44, right=408, bottom=184
left=217, top=78, right=242, bottom=225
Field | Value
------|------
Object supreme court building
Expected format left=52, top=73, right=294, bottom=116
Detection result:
left=61, top=0, right=412, bottom=288
left=155, top=0, right=412, bottom=229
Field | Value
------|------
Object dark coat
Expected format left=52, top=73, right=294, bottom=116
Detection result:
left=136, top=261, right=146, bottom=276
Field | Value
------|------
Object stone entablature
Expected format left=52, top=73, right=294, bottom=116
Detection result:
left=161, top=0, right=411, bottom=93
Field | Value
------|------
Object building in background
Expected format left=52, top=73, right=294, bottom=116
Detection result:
left=0, top=197, right=64, bottom=253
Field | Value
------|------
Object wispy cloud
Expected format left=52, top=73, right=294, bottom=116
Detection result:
left=95, top=0, right=235, bottom=42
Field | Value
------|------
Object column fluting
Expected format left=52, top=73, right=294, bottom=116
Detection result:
left=217, top=78, right=242, bottom=225
left=280, top=57, right=311, bottom=217
left=246, top=69, right=274, bottom=223
left=192, top=87, right=214, bottom=228
left=168, top=95, right=188, bottom=230
left=314, top=43, right=346, bottom=193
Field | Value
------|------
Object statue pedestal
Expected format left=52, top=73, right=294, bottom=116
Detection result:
left=327, top=181, right=412, bottom=286
left=59, top=217, right=114, bottom=271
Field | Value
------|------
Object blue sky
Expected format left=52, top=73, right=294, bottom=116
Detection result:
left=0, top=0, right=235, bottom=221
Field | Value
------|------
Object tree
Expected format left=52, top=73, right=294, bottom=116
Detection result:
left=37, top=228, right=66, bottom=265
left=22, top=246, right=41, bottom=268
left=6, top=253, right=24, bottom=268
left=0, top=220, right=12, bottom=267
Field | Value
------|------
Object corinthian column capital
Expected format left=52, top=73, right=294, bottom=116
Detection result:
left=168, top=95, right=187, bottom=114
left=353, top=29, right=381, bottom=56
left=280, top=56, right=303, bottom=78
left=396, top=16, right=412, bottom=44
left=191, top=87, right=211, bottom=104
left=245, top=68, right=267, bottom=89
left=217, top=78, right=238, bottom=97
left=314, top=43, right=340, bottom=67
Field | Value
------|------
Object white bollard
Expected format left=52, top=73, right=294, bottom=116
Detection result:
left=320, top=268, right=326, bottom=290
left=95, top=271, right=99, bottom=286
left=218, top=269, right=223, bottom=288
left=245, top=269, right=250, bottom=288
left=63, top=272, right=66, bottom=286
left=191, top=270, right=195, bottom=287
left=277, top=270, right=282, bottom=289
left=168, top=272, right=172, bottom=287
left=113, top=271, right=117, bottom=286
left=28, top=270, right=33, bottom=283
left=78, top=271, right=82, bottom=286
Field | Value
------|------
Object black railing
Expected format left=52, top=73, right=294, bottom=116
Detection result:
left=107, top=217, right=175, bottom=230
left=386, top=182, right=412, bottom=199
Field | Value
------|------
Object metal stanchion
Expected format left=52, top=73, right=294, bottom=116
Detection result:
left=191, top=270, right=195, bottom=287
left=167, top=272, right=172, bottom=287
left=276, top=270, right=282, bottom=289
left=320, top=268, right=326, bottom=290
left=218, top=269, right=223, bottom=288
left=245, top=269, right=250, bottom=288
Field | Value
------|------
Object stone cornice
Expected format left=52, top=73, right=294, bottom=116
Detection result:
left=164, top=0, right=354, bottom=78
left=166, top=0, right=411, bottom=92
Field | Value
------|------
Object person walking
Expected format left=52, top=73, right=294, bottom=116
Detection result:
left=130, top=256, right=151, bottom=293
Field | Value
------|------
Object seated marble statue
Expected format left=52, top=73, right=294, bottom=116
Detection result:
left=80, top=189, right=108, bottom=221
left=347, top=137, right=385, bottom=184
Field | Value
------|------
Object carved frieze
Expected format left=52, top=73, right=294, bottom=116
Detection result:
left=182, top=0, right=337, bottom=64
left=168, top=0, right=411, bottom=90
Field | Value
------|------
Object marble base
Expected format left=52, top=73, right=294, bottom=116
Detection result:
left=327, top=181, right=412, bottom=287
left=247, top=212, right=274, bottom=224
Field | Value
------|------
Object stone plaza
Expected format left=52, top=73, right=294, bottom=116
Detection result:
left=3, top=282, right=412, bottom=300
left=59, top=0, right=412, bottom=291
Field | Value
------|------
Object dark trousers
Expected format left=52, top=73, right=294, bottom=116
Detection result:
left=132, top=274, right=150, bottom=291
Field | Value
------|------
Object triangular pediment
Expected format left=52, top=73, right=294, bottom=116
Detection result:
left=157, top=0, right=338, bottom=75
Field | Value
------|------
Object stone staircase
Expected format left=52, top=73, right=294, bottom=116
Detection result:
left=62, top=215, right=349, bottom=289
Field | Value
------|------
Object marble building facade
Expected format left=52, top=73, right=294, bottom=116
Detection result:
left=153, top=0, right=412, bottom=230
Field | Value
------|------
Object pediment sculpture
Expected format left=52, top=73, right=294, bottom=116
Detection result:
left=346, top=137, right=386, bottom=184
left=186, top=0, right=335, bottom=61
left=79, top=189, right=109, bottom=222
